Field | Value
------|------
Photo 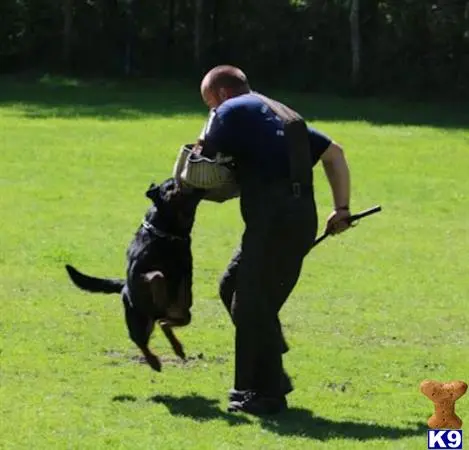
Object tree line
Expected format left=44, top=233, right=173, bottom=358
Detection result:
left=1, top=0, right=468, bottom=99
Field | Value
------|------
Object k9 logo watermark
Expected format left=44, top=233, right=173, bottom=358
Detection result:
left=428, top=430, right=463, bottom=449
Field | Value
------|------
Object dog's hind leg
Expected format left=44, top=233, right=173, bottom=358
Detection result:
left=143, top=271, right=185, bottom=360
left=157, top=276, right=193, bottom=361
left=159, top=323, right=186, bottom=360
left=143, top=271, right=169, bottom=311
left=123, top=294, right=161, bottom=372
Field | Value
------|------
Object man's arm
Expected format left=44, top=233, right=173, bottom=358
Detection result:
left=183, top=106, right=240, bottom=202
left=307, top=127, right=351, bottom=213
left=320, top=142, right=350, bottom=210
left=320, top=142, right=352, bottom=234
left=199, top=105, right=236, bottom=158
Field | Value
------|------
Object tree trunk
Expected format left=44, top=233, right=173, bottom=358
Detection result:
left=62, top=0, right=73, bottom=67
left=194, top=0, right=203, bottom=68
left=350, top=0, right=361, bottom=87
left=124, top=0, right=136, bottom=76
left=168, top=0, right=175, bottom=47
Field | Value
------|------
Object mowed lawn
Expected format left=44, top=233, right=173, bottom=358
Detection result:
left=0, top=77, right=468, bottom=450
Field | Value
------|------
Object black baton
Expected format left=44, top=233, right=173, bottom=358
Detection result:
left=311, top=205, right=382, bottom=249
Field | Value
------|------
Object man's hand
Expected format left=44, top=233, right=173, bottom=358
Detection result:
left=325, top=208, right=351, bottom=235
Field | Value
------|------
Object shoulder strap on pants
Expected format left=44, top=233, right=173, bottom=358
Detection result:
left=251, top=92, right=312, bottom=197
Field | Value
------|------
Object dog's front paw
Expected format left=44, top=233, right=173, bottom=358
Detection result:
left=146, top=354, right=162, bottom=372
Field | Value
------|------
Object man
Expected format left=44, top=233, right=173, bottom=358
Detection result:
left=196, top=65, right=351, bottom=415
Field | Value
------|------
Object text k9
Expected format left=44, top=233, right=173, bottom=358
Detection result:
left=428, top=430, right=463, bottom=449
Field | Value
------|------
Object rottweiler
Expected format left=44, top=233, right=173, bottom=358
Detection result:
left=65, top=178, right=204, bottom=371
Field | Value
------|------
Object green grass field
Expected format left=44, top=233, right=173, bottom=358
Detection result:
left=1, top=76, right=468, bottom=449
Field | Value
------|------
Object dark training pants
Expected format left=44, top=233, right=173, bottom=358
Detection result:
left=219, top=183, right=318, bottom=397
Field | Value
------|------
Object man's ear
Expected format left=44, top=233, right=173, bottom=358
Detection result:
left=145, top=183, right=161, bottom=203
left=219, top=87, right=230, bottom=102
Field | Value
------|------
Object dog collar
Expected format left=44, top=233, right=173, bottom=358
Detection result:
left=141, top=221, right=188, bottom=242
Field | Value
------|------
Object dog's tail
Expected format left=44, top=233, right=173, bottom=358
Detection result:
left=65, top=264, right=125, bottom=294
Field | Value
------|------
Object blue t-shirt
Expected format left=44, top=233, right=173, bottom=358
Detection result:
left=200, top=93, right=331, bottom=182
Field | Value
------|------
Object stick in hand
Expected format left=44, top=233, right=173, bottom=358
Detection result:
left=311, top=205, right=382, bottom=249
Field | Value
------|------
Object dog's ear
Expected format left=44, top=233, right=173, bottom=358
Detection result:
left=145, top=183, right=161, bottom=203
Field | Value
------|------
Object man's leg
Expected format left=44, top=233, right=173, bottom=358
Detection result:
left=219, top=241, right=292, bottom=405
left=219, top=247, right=290, bottom=353
left=226, top=224, right=290, bottom=415
left=253, top=247, right=305, bottom=398
left=252, top=200, right=318, bottom=399
left=218, top=248, right=241, bottom=321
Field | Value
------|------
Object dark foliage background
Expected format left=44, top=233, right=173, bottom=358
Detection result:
left=1, top=0, right=468, bottom=99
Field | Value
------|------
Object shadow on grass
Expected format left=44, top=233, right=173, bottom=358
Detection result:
left=259, top=407, right=428, bottom=441
left=147, top=394, right=252, bottom=425
left=0, top=74, right=468, bottom=129
left=113, top=395, right=138, bottom=402
left=116, top=393, right=427, bottom=441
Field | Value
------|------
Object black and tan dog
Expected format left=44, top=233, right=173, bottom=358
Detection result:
left=65, top=178, right=204, bottom=371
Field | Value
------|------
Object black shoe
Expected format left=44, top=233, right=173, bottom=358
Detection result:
left=229, top=388, right=252, bottom=402
left=228, top=392, right=288, bottom=416
left=228, top=374, right=294, bottom=402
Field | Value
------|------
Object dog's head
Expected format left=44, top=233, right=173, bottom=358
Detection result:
left=145, top=178, right=205, bottom=236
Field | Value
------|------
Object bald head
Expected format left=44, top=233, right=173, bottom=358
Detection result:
left=201, top=65, right=251, bottom=108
